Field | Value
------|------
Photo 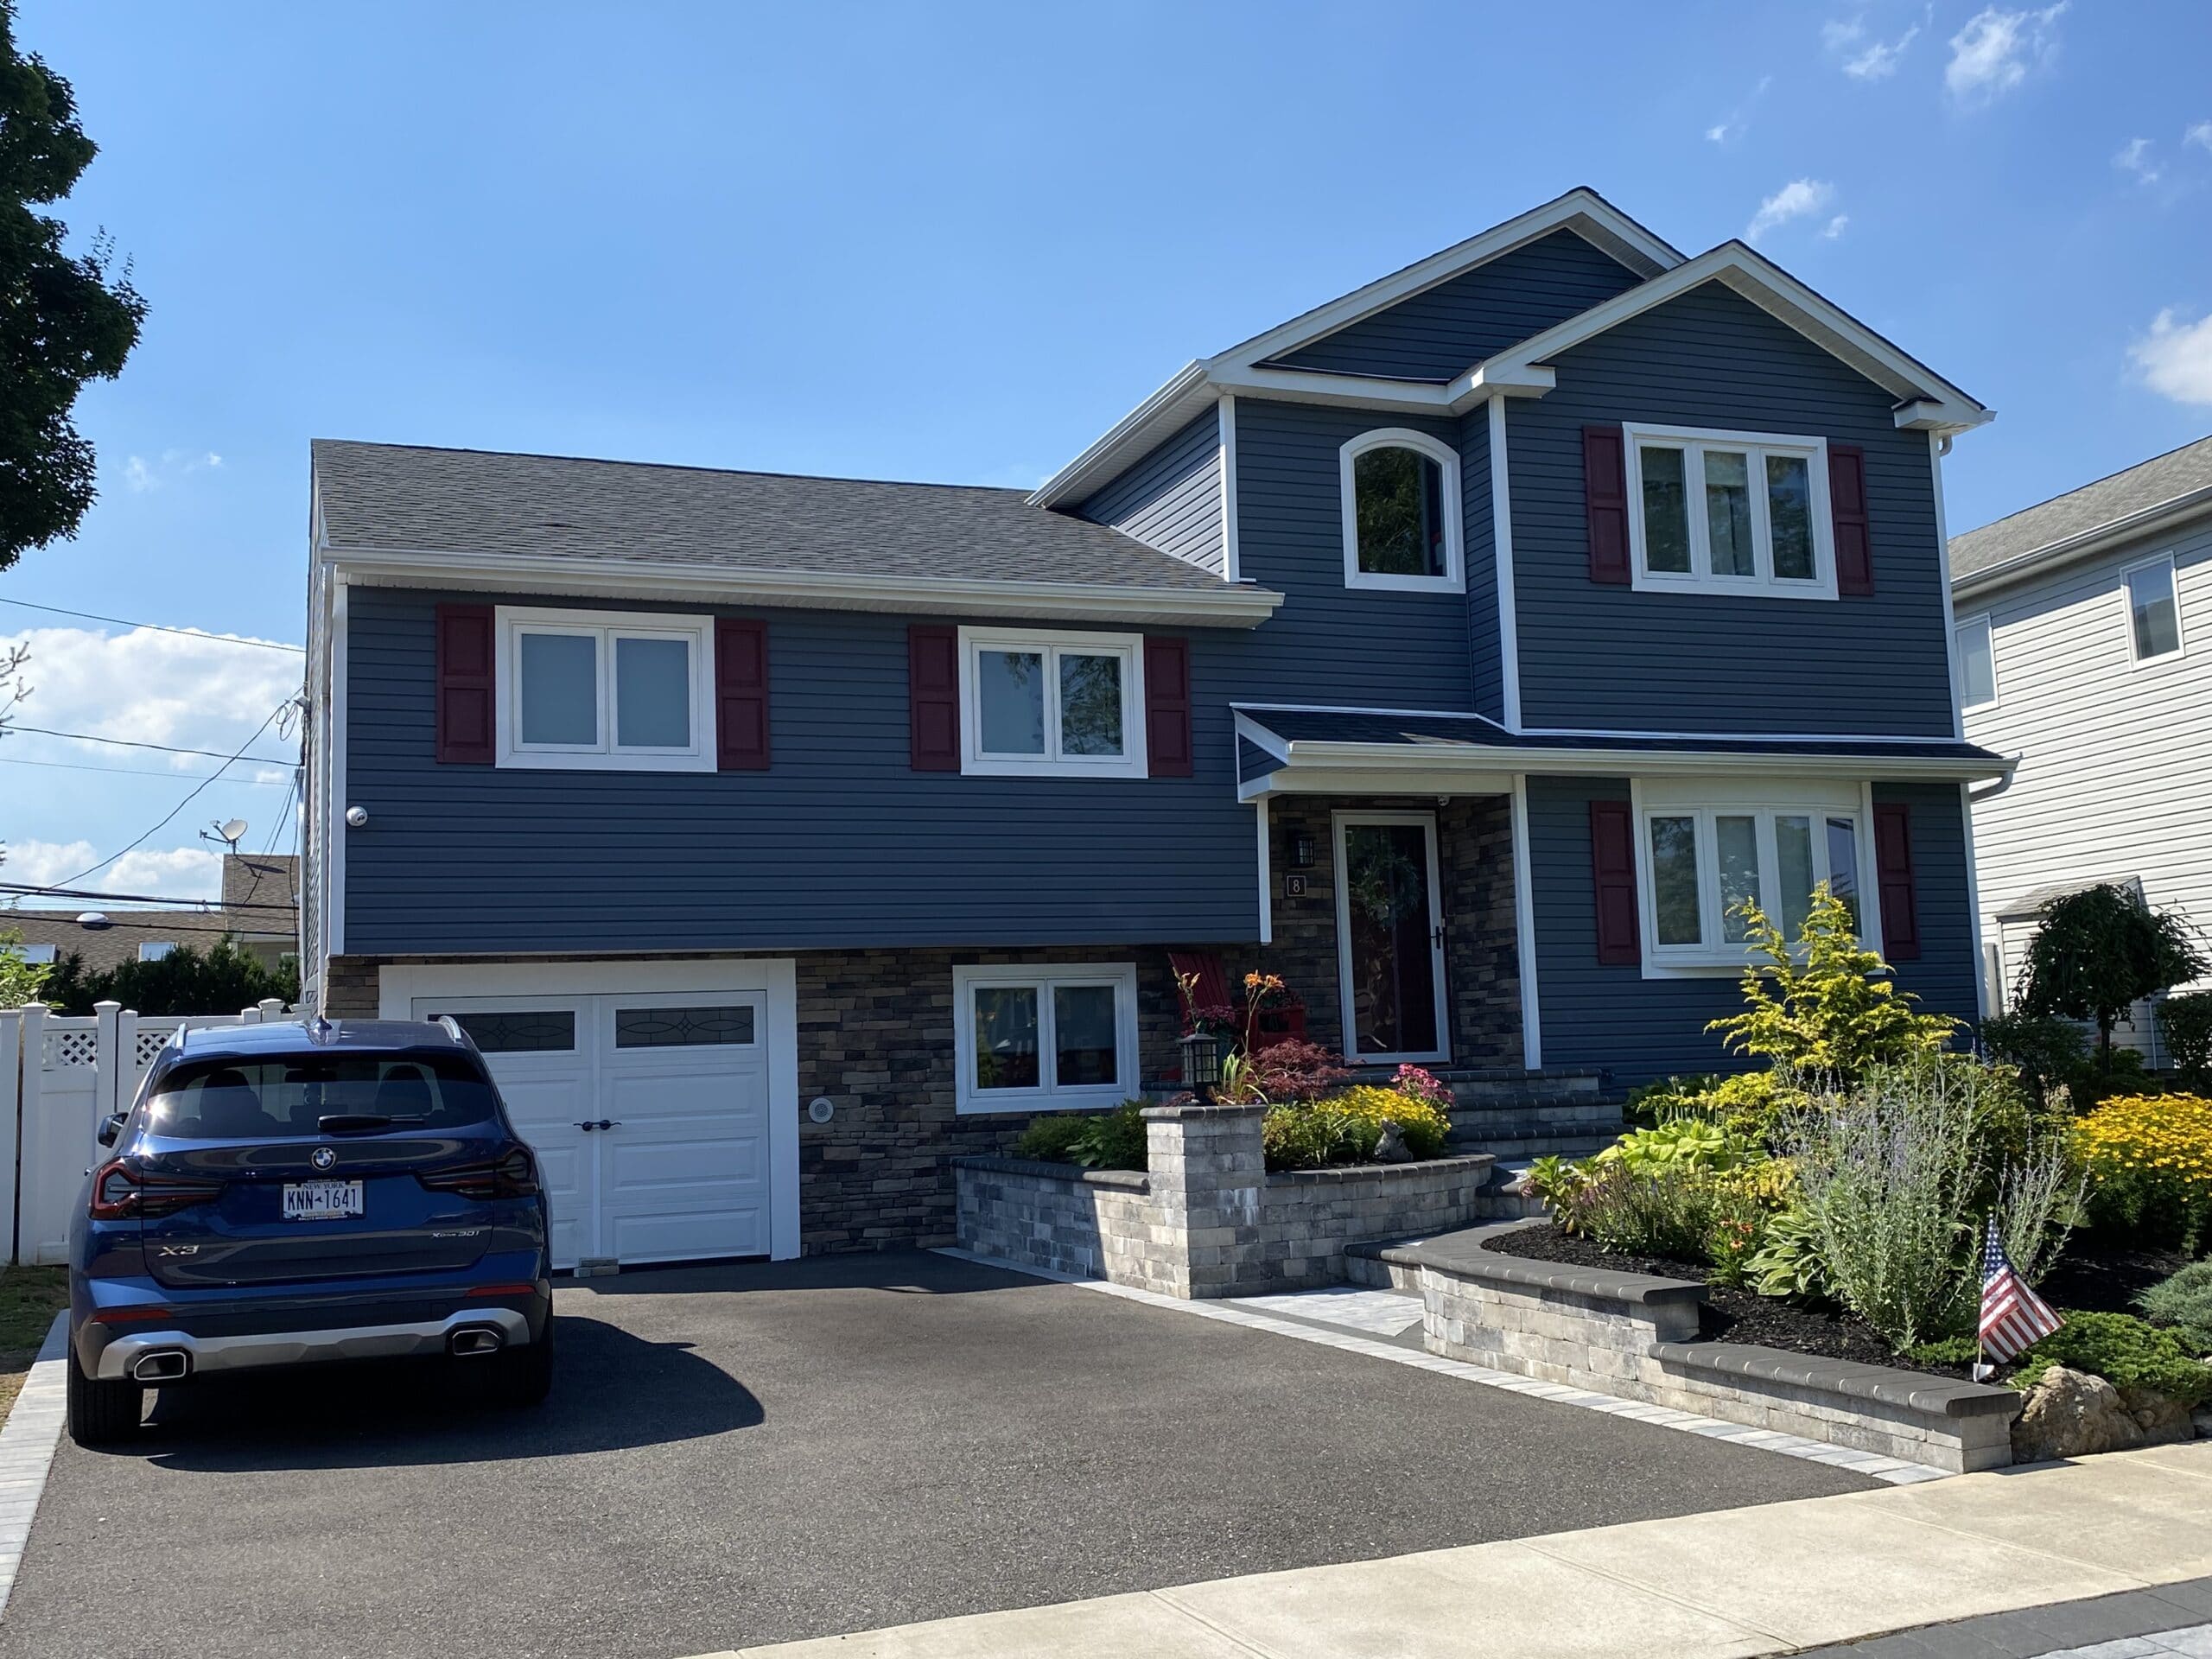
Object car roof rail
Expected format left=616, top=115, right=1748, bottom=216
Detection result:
left=433, top=1014, right=475, bottom=1050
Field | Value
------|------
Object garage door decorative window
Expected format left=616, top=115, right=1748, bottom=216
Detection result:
left=614, top=1006, right=757, bottom=1048
left=449, top=1009, right=577, bottom=1052
left=951, top=963, right=1139, bottom=1115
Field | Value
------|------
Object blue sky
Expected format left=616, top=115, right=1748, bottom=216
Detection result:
left=3, top=0, right=2209, bottom=906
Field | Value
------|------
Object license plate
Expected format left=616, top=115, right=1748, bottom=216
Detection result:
left=283, top=1180, right=364, bottom=1222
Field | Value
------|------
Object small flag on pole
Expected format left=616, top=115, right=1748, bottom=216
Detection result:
left=1979, top=1215, right=2063, bottom=1365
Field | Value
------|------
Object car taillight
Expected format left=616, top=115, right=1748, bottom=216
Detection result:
left=88, top=1160, right=222, bottom=1221
left=418, top=1146, right=538, bottom=1201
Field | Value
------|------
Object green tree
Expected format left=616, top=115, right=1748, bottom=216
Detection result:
left=0, top=926, right=47, bottom=1006
left=0, top=0, right=145, bottom=569
left=2015, top=884, right=2206, bottom=1067
left=35, top=936, right=297, bottom=1016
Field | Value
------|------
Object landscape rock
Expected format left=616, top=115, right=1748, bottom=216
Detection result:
left=2011, top=1365, right=2198, bottom=1462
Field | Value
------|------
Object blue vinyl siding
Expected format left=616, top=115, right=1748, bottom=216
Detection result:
left=1528, top=774, right=1979, bottom=1085
left=1230, top=397, right=1477, bottom=708
left=342, top=589, right=1259, bottom=954
left=1459, top=404, right=1503, bottom=722
left=1269, top=231, right=1644, bottom=381
left=1509, top=283, right=1955, bottom=736
left=1072, top=410, right=1223, bottom=575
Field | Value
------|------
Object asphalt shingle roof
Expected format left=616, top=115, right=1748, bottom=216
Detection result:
left=312, top=440, right=1234, bottom=593
left=1236, top=706, right=2003, bottom=764
left=1948, top=434, right=2212, bottom=586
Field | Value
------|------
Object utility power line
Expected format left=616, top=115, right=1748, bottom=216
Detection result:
left=5, top=725, right=298, bottom=766
left=0, top=753, right=294, bottom=785
left=0, top=597, right=304, bottom=653
left=0, top=880, right=296, bottom=911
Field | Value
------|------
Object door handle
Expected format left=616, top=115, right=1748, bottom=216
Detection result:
left=598, top=1119, right=620, bottom=1130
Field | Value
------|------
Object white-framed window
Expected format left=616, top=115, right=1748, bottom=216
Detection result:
left=951, top=963, right=1140, bottom=1115
left=138, top=941, right=177, bottom=963
left=1624, top=423, right=1836, bottom=599
left=1339, top=428, right=1465, bottom=593
left=11, top=942, right=56, bottom=964
left=1633, top=779, right=1878, bottom=973
left=2123, top=553, right=2184, bottom=665
left=1955, top=613, right=1998, bottom=712
left=957, top=626, right=1147, bottom=779
left=495, top=606, right=715, bottom=772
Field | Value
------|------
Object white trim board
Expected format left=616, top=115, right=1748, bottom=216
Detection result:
left=1331, top=809, right=1450, bottom=1065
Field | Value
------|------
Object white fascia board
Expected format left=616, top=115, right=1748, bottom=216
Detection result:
left=1207, top=360, right=1554, bottom=417
left=1270, top=738, right=2015, bottom=784
left=1484, top=243, right=1991, bottom=435
left=1028, top=361, right=1214, bottom=508
left=1949, top=486, right=2212, bottom=601
left=1231, top=710, right=1293, bottom=766
left=321, top=545, right=1283, bottom=630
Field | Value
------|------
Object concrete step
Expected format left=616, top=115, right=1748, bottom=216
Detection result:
left=1344, top=1065, right=1611, bottom=1103
left=1450, top=1129, right=1620, bottom=1162
left=1447, top=1096, right=1624, bottom=1132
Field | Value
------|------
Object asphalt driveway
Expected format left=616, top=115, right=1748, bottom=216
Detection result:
left=0, top=1251, right=1872, bottom=1659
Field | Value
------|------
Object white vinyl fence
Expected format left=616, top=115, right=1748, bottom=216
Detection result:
left=0, top=999, right=294, bottom=1266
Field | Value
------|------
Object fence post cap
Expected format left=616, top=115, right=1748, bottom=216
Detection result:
left=92, top=1001, right=123, bottom=1014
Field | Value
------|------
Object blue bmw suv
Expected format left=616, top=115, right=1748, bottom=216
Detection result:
left=67, top=1016, right=554, bottom=1446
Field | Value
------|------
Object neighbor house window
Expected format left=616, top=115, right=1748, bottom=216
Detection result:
left=2125, top=555, right=2183, bottom=664
left=1637, top=796, right=1869, bottom=969
left=496, top=606, right=713, bottom=772
left=957, top=626, right=1146, bottom=779
left=138, top=941, right=177, bottom=963
left=1339, top=429, right=1464, bottom=592
left=13, top=943, right=56, bottom=964
left=952, top=963, right=1140, bottom=1114
left=1625, top=423, right=1834, bottom=598
left=1955, top=613, right=1997, bottom=711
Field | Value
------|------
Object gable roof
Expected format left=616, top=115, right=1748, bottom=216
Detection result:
left=313, top=441, right=1281, bottom=627
left=1033, top=193, right=1986, bottom=511
left=1949, top=434, right=2212, bottom=594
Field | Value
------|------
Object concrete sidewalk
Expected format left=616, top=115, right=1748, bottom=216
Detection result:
left=691, top=1442, right=2212, bottom=1659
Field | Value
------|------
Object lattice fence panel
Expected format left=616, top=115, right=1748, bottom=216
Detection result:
left=44, top=1029, right=98, bottom=1069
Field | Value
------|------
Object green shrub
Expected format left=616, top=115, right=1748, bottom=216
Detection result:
left=1980, top=1013, right=2088, bottom=1104
left=2075, top=1092, right=2212, bottom=1251
left=2158, top=991, right=2212, bottom=1090
left=1701, top=1180, right=1770, bottom=1287
left=1013, top=1102, right=1147, bottom=1170
left=1904, top=1335, right=1982, bottom=1368
left=1592, top=1118, right=1758, bottom=1176
left=1261, top=1085, right=1449, bottom=1172
left=1013, top=1115, right=1091, bottom=1163
left=1553, top=1165, right=1713, bottom=1262
left=2014, top=884, right=2207, bottom=1067
left=2012, top=1311, right=2212, bottom=1407
left=2137, top=1261, right=2212, bottom=1356
left=1745, top=1204, right=1832, bottom=1300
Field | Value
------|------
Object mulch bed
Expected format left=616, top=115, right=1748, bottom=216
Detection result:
left=1482, top=1224, right=2196, bottom=1382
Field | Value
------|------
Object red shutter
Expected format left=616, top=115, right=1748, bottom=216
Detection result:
left=1584, top=425, right=1631, bottom=585
left=908, top=624, right=960, bottom=772
left=1873, top=801, right=1921, bottom=961
left=1589, top=798, right=1640, bottom=966
left=1144, top=636, right=1192, bottom=779
left=434, top=602, right=494, bottom=764
left=1830, top=443, right=1873, bottom=596
left=715, top=617, right=770, bottom=771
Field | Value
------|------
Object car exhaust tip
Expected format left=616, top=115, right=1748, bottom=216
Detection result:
left=130, top=1350, right=191, bottom=1383
left=448, top=1325, right=505, bottom=1357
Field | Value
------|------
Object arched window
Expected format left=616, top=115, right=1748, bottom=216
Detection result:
left=1339, top=429, right=1463, bottom=591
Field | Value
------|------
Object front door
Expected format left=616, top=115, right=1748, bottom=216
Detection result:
left=1333, top=812, right=1447, bottom=1064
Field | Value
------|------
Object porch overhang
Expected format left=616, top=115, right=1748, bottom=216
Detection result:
left=1232, top=705, right=2016, bottom=801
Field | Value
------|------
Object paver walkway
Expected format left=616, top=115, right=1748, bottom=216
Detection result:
left=690, top=1442, right=2212, bottom=1659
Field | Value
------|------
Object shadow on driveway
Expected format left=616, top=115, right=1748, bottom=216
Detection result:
left=124, top=1313, right=761, bottom=1471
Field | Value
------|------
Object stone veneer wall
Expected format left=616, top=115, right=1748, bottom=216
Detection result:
left=956, top=1102, right=1497, bottom=1298
left=1417, top=1245, right=2020, bottom=1472
left=1256, top=795, right=1521, bottom=1066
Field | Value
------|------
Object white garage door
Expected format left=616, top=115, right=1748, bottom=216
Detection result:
left=410, top=988, right=778, bottom=1270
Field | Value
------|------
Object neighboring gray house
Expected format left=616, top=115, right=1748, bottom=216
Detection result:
left=299, top=188, right=2006, bottom=1268
left=5, top=854, right=299, bottom=976
left=1950, top=435, right=2212, bottom=1061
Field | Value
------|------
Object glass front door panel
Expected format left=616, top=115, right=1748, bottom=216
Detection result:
left=1342, top=823, right=1440, bottom=1058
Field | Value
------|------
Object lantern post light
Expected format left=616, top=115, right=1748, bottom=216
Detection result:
left=1179, top=1029, right=1222, bottom=1103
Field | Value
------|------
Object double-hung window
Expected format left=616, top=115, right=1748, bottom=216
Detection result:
left=496, top=606, right=714, bottom=772
left=952, top=963, right=1140, bottom=1114
left=1638, top=785, right=1872, bottom=969
left=1625, top=424, right=1835, bottom=598
left=2125, top=554, right=2183, bottom=664
left=1955, top=613, right=1998, bottom=711
left=958, top=626, right=1146, bottom=779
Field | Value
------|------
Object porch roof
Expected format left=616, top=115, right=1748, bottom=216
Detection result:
left=1230, top=704, right=2013, bottom=795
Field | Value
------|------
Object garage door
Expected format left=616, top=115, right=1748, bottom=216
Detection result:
left=410, top=988, right=775, bottom=1270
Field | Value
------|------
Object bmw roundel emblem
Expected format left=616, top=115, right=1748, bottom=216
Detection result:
left=311, top=1146, right=337, bottom=1171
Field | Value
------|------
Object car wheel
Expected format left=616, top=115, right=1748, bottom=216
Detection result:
left=493, top=1319, right=553, bottom=1408
left=66, top=1350, right=143, bottom=1447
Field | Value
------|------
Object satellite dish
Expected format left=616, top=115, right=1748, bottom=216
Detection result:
left=219, top=819, right=248, bottom=844
left=76, top=912, right=112, bottom=931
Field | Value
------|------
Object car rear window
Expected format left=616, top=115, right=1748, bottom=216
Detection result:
left=143, top=1055, right=501, bottom=1140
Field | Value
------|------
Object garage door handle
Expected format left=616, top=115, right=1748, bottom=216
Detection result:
left=573, top=1119, right=620, bottom=1131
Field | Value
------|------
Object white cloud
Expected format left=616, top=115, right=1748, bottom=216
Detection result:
left=1822, top=16, right=1866, bottom=50
left=1826, top=13, right=1920, bottom=78
left=2187, top=121, right=2212, bottom=155
left=2131, top=308, right=2212, bottom=407
left=0, top=625, right=302, bottom=760
left=2114, top=137, right=2161, bottom=184
left=1821, top=214, right=1852, bottom=239
left=1705, top=75, right=1771, bottom=144
left=1746, top=179, right=1837, bottom=244
left=1946, top=3, right=2067, bottom=104
left=0, top=840, right=223, bottom=904
left=122, top=449, right=223, bottom=493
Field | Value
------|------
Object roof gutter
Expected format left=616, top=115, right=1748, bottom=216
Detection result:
left=1248, top=738, right=2016, bottom=786
left=1951, top=482, right=2212, bottom=600
left=318, top=544, right=1284, bottom=629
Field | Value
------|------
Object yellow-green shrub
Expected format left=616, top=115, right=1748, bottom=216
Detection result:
left=2075, top=1093, right=2212, bottom=1249
left=1262, top=1085, right=1449, bottom=1171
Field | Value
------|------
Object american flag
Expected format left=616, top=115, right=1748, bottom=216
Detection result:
left=1980, top=1216, right=2063, bottom=1363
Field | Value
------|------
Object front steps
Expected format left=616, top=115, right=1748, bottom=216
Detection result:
left=1361, top=1064, right=1629, bottom=1221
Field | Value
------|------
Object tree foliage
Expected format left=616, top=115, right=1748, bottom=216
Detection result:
left=1707, top=886, right=1959, bottom=1083
left=2014, top=884, right=2205, bottom=1064
left=35, top=936, right=297, bottom=1016
left=0, top=927, right=47, bottom=1007
left=0, top=0, right=146, bottom=569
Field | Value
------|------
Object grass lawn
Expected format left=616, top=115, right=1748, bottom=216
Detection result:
left=0, top=1268, right=70, bottom=1426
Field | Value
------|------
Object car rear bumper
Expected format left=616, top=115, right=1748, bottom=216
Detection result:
left=90, top=1304, right=538, bottom=1382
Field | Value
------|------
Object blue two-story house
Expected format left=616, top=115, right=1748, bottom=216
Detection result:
left=300, top=188, right=2008, bottom=1268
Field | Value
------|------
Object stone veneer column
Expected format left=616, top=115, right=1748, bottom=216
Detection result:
left=1141, top=1101, right=1268, bottom=1298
